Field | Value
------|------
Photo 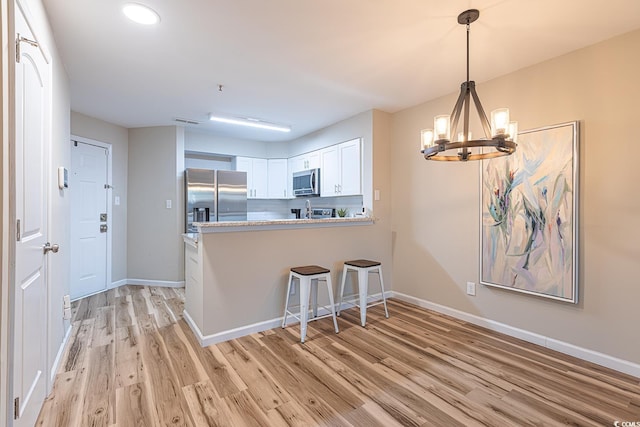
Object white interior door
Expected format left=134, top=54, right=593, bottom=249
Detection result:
left=13, top=5, right=51, bottom=426
left=70, top=141, right=108, bottom=300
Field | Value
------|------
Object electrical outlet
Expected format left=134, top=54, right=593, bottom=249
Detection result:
left=466, top=281, right=476, bottom=296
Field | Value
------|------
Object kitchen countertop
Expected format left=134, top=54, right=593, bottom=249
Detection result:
left=193, top=216, right=374, bottom=233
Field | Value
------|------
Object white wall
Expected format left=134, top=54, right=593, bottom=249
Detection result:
left=127, top=126, right=184, bottom=282
left=185, top=130, right=269, bottom=158
left=70, top=112, right=128, bottom=283
left=391, top=29, right=640, bottom=364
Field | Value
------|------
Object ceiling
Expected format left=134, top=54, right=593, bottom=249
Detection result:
left=42, top=0, right=640, bottom=143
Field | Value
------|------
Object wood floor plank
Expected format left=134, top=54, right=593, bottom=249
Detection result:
left=114, top=382, right=159, bottom=427
left=130, top=287, right=150, bottom=318
left=92, top=306, right=116, bottom=347
left=182, top=380, right=235, bottom=427
left=82, top=344, right=114, bottom=426
left=114, top=325, right=145, bottom=389
left=217, top=339, right=291, bottom=411
left=115, top=295, right=135, bottom=329
left=64, top=318, right=95, bottom=372
left=268, top=400, right=319, bottom=427
left=138, top=317, right=194, bottom=426
left=265, top=330, right=365, bottom=412
left=159, top=323, right=208, bottom=387
left=36, top=369, right=86, bottom=427
left=237, top=334, right=353, bottom=426
left=223, top=390, right=274, bottom=427
left=37, top=291, right=640, bottom=427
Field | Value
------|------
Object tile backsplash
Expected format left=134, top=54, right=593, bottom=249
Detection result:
left=247, top=195, right=364, bottom=220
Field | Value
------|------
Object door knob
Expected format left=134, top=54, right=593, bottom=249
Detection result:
left=43, top=242, right=59, bottom=254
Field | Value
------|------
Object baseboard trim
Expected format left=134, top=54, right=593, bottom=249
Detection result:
left=390, top=291, right=640, bottom=378
left=109, top=279, right=127, bottom=289
left=126, top=279, right=185, bottom=288
left=110, top=279, right=127, bottom=289
left=183, top=309, right=281, bottom=347
left=183, top=302, right=359, bottom=348
left=50, top=325, right=73, bottom=385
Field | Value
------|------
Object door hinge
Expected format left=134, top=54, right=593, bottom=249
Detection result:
left=14, top=397, right=20, bottom=419
left=15, top=33, right=38, bottom=63
left=16, top=219, right=21, bottom=241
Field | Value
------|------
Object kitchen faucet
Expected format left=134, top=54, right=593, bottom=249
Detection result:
left=305, top=199, right=312, bottom=219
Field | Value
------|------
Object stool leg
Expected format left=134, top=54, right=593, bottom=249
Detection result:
left=337, top=266, right=348, bottom=316
left=282, top=272, right=294, bottom=328
left=325, top=274, right=339, bottom=334
left=378, top=266, right=389, bottom=319
left=358, top=268, right=368, bottom=327
left=299, top=277, right=310, bottom=343
left=310, top=279, right=318, bottom=319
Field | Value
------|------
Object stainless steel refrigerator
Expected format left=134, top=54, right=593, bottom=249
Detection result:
left=185, top=168, right=247, bottom=232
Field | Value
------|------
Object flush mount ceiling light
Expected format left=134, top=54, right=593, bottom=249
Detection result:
left=421, top=9, right=517, bottom=162
left=208, top=114, right=291, bottom=133
left=122, top=3, right=160, bottom=25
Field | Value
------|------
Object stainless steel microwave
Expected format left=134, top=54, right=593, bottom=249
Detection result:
left=293, top=168, right=320, bottom=197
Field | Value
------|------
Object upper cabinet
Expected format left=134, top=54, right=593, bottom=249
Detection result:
left=236, top=157, right=268, bottom=199
left=320, top=138, right=361, bottom=197
left=267, top=159, right=288, bottom=199
left=289, top=151, right=319, bottom=174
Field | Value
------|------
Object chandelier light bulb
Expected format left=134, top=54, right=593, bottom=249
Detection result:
left=491, top=108, right=510, bottom=137
left=421, top=129, right=435, bottom=150
left=434, top=115, right=451, bottom=141
left=508, top=122, right=519, bottom=142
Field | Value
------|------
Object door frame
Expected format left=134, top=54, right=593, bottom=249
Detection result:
left=70, top=135, right=113, bottom=296
left=1, top=0, right=11, bottom=423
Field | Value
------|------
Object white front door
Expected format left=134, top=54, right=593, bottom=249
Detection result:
left=70, top=141, right=108, bottom=300
left=13, top=4, right=51, bottom=426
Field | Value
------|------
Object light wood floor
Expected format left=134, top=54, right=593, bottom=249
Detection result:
left=36, top=285, right=640, bottom=426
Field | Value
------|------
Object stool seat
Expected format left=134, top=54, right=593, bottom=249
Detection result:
left=344, top=259, right=381, bottom=268
left=338, top=259, right=389, bottom=326
left=282, top=265, right=339, bottom=343
left=291, top=265, right=330, bottom=275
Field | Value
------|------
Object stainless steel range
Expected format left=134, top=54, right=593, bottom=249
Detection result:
left=310, top=208, right=334, bottom=219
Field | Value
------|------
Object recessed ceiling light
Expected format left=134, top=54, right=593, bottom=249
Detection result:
left=122, top=3, right=160, bottom=25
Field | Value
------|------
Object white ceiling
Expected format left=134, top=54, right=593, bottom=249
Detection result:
left=42, top=0, right=640, bottom=142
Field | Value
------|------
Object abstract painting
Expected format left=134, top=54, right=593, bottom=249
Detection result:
left=480, top=121, right=579, bottom=303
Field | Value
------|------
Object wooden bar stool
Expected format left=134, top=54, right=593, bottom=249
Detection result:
left=282, top=265, right=339, bottom=343
left=337, top=259, right=389, bottom=326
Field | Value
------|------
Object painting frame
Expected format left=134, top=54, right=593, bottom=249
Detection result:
left=479, top=121, right=579, bottom=303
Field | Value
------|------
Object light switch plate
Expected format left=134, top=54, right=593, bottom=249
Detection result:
left=166, top=199, right=172, bottom=209
left=114, top=196, right=120, bottom=206
left=466, top=281, right=476, bottom=296
left=374, top=189, right=380, bottom=201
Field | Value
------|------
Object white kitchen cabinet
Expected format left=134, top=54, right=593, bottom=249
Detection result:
left=320, top=145, right=340, bottom=197
left=236, top=156, right=268, bottom=198
left=267, top=158, right=288, bottom=199
left=320, top=138, right=361, bottom=197
left=289, top=151, right=320, bottom=174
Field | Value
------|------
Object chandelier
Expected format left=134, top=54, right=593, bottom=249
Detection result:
left=421, top=9, right=517, bottom=162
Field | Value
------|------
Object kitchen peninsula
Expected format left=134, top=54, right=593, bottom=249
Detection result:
left=182, top=216, right=386, bottom=346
